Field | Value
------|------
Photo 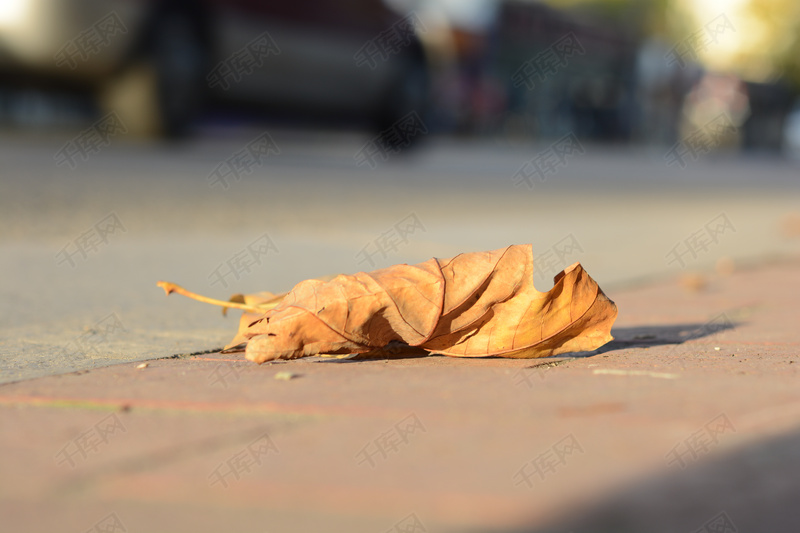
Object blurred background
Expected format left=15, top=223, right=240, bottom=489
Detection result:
left=0, top=0, right=799, bottom=150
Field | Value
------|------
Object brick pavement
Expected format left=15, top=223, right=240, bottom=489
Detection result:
left=1, top=259, right=799, bottom=533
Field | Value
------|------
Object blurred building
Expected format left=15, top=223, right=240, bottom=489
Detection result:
left=494, top=0, right=636, bottom=141
left=416, top=0, right=637, bottom=141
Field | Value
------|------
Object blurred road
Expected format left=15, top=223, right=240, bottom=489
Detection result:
left=1, top=128, right=799, bottom=383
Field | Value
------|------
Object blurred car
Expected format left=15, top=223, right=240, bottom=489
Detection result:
left=0, top=0, right=431, bottom=137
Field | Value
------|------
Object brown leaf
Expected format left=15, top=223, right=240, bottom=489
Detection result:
left=158, top=244, right=617, bottom=363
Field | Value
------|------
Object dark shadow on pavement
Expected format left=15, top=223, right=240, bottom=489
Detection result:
left=487, top=426, right=800, bottom=533
left=592, top=321, right=739, bottom=355
left=525, top=322, right=739, bottom=361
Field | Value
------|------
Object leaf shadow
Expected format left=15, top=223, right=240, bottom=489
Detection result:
left=313, top=321, right=740, bottom=363
left=316, top=341, right=431, bottom=363
left=590, top=320, right=739, bottom=355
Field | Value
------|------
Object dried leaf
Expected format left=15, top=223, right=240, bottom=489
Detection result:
left=158, top=245, right=617, bottom=363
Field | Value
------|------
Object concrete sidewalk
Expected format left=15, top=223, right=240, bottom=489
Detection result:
left=2, top=257, right=800, bottom=533
left=4, top=133, right=800, bottom=384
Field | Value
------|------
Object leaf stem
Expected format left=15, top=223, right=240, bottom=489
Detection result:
left=156, top=281, right=278, bottom=313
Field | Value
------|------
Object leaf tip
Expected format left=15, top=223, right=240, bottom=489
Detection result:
left=156, top=281, right=178, bottom=296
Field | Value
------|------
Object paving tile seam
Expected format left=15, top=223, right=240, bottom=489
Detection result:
left=6, top=393, right=800, bottom=433
left=49, top=421, right=302, bottom=498
left=0, top=394, right=442, bottom=421
left=49, top=476, right=530, bottom=526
